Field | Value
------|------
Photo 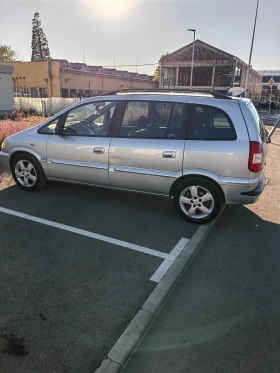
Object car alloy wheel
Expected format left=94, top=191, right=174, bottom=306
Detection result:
left=179, top=185, right=215, bottom=219
left=15, top=160, right=37, bottom=188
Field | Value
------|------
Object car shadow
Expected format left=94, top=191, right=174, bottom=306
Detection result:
left=0, top=181, right=198, bottom=251
left=187, top=204, right=280, bottom=371
left=125, top=204, right=280, bottom=373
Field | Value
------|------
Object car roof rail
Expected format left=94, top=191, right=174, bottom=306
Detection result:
left=101, top=88, right=232, bottom=100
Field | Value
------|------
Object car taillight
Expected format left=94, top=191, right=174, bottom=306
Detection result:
left=249, top=141, right=263, bottom=172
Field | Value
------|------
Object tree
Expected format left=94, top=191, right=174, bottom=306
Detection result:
left=31, top=12, right=51, bottom=61
left=153, top=52, right=169, bottom=82
left=0, top=44, right=19, bottom=63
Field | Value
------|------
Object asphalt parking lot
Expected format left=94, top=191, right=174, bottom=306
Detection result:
left=0, top=181, right=197, bottom=373
left=1, top=110, right=278, bottom=373
left=124, top=118, right=280, bottom=373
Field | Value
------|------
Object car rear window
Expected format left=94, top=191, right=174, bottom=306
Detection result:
left=186, top=104, right=236, bottom=140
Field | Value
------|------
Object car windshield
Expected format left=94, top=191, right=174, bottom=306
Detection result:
left=66, top=101, right=114, bottom=124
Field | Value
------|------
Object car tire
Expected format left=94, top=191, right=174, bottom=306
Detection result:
left=11, top=153, right=48, bottom=191
left=173, top=177, right=223, bottom=224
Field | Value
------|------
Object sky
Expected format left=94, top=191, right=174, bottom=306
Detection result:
left=0, top=0, right=279, bottom=76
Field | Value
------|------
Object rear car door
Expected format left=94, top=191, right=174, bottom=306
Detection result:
left=109, top=99, right=186, bottom=195
left=46, top=100, right=117, bottom=186
left=183, top=101, right=250, bottom=180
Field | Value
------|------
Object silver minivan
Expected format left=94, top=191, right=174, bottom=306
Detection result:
left=0, top=90, right=268, bottom=224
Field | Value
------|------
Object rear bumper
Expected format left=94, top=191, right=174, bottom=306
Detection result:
left=241, top=176, right=266, bottom=197
left=220, top=171, right=266, bottom=205
left=0, top=151, right=10, bottom=171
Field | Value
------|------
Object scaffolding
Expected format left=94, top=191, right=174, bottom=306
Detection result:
left=160, top=39, right=262, bottom=99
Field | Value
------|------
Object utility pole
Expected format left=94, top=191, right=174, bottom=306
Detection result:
left=245, top=0, right=260, bottom=97
left=188, top=29, right=196, bottom=88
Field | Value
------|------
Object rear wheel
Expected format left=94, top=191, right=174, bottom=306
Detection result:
left=11, top=153, right=47, bottom=191
left=173, top=178, right=223, bottom=224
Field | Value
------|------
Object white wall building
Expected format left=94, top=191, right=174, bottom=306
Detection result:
left=0, top=64, right=15, bottom=117
left=257, top=70, right=280, bottom=102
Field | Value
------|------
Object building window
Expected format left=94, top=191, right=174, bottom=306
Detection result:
left=84, top=90, right=90, bottom=96
left=78, top=89, right=84, bottom=96
left=234, top=66, right=241, bottom=87
left=14, top=87, right=20, bottom=97
left=61, top=88, right=69, bottom=98
left=162, top=67, right=176, bottom=87
left=214, top=66, right=233, bottom=87
left=39, top=88, right=48, bottom=98
left=70, top=89, right=77, bottom=98
left=30, top=87, right=38, bottom=98
left=22, top=87, right=29, bottom=97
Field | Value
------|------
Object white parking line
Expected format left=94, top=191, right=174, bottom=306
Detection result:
left=0, top=206, right=190, bottom=283
left=150, top=238, right=189, bottom=283
left=0, top=207, right=168, bottom=260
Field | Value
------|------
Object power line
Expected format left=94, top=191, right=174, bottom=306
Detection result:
left=103, top=63, right=158, bottom=68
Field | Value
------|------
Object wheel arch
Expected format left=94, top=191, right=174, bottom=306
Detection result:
left=170, top=174, right=225, bottom=201
left=9, top=147, right=43, bottom=167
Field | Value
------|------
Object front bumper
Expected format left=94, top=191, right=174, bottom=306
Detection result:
left=0, top=151, right=10, bottom=171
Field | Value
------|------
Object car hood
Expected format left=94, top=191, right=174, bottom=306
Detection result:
left=6, top=123, right=42, bottom=142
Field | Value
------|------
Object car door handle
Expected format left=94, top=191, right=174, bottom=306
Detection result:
left=93, top=147, right=105, bottom=154
left=162, top=151, right=176, bottom=158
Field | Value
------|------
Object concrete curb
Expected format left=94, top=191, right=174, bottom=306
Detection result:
left=95, top=218, right=218, bottom=373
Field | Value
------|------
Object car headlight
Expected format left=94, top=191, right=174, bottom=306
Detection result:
left=1, top=139, right=7, bottom=151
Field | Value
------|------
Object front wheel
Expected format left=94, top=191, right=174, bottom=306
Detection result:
left=173, top=178, right=223, bottom=224
left=11, top=153, right=48, bottom=191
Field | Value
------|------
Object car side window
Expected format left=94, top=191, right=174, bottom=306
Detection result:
left=212, top=108, right=231, bottom=128
left=38, top=118, right=59, bottom=134
left=186, top=104, right=236, bottom=140
left=63, top=101, right=116, bottom=137
left=119, top=101, right=184, bottom=139
left=167, top=103, right=184, bottom=139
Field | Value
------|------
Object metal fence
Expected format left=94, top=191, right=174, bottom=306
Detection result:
left=14, top=97, right=81, bottom=116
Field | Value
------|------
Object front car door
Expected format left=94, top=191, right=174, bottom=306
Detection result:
left=45, top=100, right=117, bottom=186
left=109, top=99, right=187, bottom=195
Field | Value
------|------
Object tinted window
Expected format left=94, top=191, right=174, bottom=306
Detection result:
left=212, top=109, right=231, bottom=127
left=38, top=118, right=59, bottom=134
left=187, top=104, right=236, bottom=140
left=168, top=103, right=184, bottom=139
left=121, top=101, right=149, bottom=129
left=119, top=101, right=184, bottom=139
left=155, top=102, right=173, bottom=128
left=63, top=101, right=116, bottom=136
